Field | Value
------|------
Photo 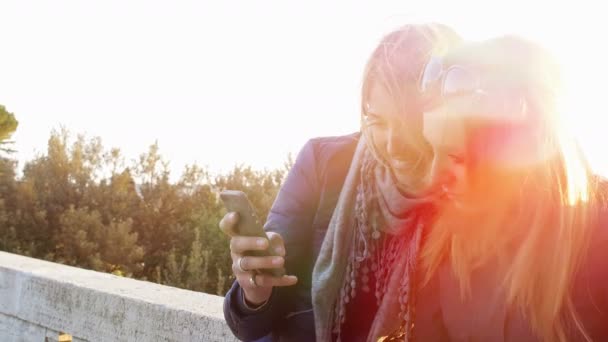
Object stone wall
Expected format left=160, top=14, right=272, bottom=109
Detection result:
left=0, top=251, right=237, bottom=342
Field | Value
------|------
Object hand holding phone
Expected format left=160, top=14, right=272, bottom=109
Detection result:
left=220, top=190, right=285, bottom=277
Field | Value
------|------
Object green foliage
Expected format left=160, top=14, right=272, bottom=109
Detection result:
left=55, top=206, right=104, bottom=270
left=0, top=122, right=288, bottom=296
left=0, top=105, right=18, bottom=154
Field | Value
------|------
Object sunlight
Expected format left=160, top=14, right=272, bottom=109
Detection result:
left=557, top=120, right=590, bottom=205
left=432, top=1, right=608, bottom=178
left=543, top=35, right=608, bottom=179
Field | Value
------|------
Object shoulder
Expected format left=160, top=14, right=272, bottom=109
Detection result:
left=304, top=132, right=360, bottom=173
left=307, top=132, right=361, bottom=151
left=281, top=132, right=360, bottom=193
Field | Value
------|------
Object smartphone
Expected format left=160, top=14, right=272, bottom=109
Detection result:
left=220, top=190, right=285, bottom=277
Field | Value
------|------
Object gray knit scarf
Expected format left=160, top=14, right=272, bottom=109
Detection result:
left=312, top=135, right=431, bottom=342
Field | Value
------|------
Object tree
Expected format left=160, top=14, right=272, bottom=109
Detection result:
left=99, top=218, right=144, bottom=277
left=0, top=105, right=18, bottom=155
left=0, top=106, right=19, bottom=252
left=55, top=206, right=104, bottom=270
left=2, top=126, right=292, bottom=297
left=0, top=199, right=19, bottom=252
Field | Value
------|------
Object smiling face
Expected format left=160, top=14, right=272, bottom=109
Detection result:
left=363, top=84, right=432, bottom=195
left=358, top=24, right=462, bottom=196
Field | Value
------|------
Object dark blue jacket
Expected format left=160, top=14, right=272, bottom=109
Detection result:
left=224, top=133, right=359, bottom=342
left=223, top=133, right=608, bottom=341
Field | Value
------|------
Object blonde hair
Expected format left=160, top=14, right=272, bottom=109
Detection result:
left=421, top=36, right=603, bottom=341
left=360, top=23, right=461, bottom=192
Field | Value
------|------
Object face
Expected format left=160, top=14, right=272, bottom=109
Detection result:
left=423, top=95, right=540, bottom=210
left=422, top=102, right=469, bottom=204
left=364, top=85, right=431, bottom=195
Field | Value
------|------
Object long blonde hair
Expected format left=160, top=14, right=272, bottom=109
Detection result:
left=421, top=37, right=603, bottom=342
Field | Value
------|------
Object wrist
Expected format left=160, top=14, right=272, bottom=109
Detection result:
left=242, top=288, right=270, bottom=311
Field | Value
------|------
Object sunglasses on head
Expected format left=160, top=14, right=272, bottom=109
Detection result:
left=420, top=56, right=482, bottom=98
left=419, top=56, right=529, bottom=123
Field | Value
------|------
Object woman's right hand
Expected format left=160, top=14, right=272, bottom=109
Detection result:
left=219, top=212, right=298, bottom=306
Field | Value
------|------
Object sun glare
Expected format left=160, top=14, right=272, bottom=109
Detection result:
left=557, top=121, right=590, bottom=205
left=551, top=45, right=608, bottom=179
left=445, top=3, right=608, bottom=178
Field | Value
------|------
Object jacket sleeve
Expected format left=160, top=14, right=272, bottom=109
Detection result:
left=223, top=139, right=321, bottom=341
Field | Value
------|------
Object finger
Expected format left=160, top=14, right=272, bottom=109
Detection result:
left=236, top=273, right=297, bottom=290
left=231, top=255, right=245, bottom=274
left=219, top=212, right=239, bottom=237
left=266, top=232, right=286, bottom=257
left=236, top=272, right=269, bottom=289
left=232, top=256, right=284, bottom=274
left=230, top=251, right=240, bottom=263
left=254, top=274, right=298, bottom=288
left=230, top=236, right=269, bottom=254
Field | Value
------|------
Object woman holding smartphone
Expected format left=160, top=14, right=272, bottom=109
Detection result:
left=220, top=23, right=461, bottom=341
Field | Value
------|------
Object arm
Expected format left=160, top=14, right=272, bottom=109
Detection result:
left=223, top=139, right=321, bottom=341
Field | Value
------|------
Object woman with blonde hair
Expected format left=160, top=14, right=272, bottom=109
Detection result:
left=413, top=36, right=608, bottom=341
left=220, top=23, right=461, bottom=341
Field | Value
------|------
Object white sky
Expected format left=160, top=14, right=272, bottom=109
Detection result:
left=1, top=0, right=606, bottom=179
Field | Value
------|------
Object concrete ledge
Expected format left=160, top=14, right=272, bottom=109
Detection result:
left=0, top=252, right=237, bottom=342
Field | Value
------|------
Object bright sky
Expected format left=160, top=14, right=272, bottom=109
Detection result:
left=1, top=1, right=606, bottom=179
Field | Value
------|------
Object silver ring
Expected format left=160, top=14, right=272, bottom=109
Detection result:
left=249, top=273, right=258, bottom=288
left=237, top=256, right=248, bottom=273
